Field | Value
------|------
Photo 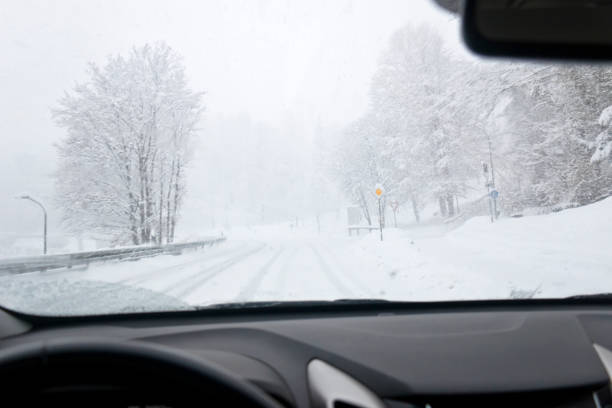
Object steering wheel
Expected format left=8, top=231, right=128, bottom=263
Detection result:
left=0, top=339, right=283, bottom=408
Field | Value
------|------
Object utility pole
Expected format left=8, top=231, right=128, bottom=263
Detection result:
left=391, top=200, right=399, bottom=227
left=487, top=131, right=498, bottom=220
left=17, top=195, right=47, bottom=254
left=483, top=162, right=494, bottom=223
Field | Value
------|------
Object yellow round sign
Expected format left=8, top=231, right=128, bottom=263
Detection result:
left=375, top=188, right=383, bottom=196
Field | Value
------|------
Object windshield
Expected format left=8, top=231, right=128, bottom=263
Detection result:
left=1, top=0, right=611, bottom=316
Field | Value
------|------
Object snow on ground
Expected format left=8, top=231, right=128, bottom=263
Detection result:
left=0, top=278, right=191, bottom=315
left=0, top=198, right=611, bottom=315
left=338, top=197, right=612, bottom=301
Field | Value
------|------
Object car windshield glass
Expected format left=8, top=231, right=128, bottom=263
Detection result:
left=1, top=0, right=611, bottom=316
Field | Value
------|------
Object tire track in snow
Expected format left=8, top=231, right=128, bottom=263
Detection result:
left=271, top=247, right=298, bottom=298
left=116, top=241, right=249, bottom=287
left=309, top=243, right=354, bottom=297
left=166, top=243, right=267, bottom=298
left=316, top=242, right=375, bottom=297
left=234, top=246, right=285, bottom=302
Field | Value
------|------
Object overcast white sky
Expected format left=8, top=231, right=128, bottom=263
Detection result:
left=0, top=0, right=459, bottom=238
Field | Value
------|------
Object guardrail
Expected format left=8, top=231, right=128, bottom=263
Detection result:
left=347, top=225, right=379, bottom=236
left=0, top=237, right=226, bottom=275
left=443, top=194, right=490, bottom=227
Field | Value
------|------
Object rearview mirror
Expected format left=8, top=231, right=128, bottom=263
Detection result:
left=462, top=0, right=612, bottom=60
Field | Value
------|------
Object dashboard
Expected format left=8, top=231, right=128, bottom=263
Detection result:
left=1, top=302, right=612, bottom=407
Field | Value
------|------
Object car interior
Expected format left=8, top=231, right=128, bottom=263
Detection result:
left=2, top=1, right=612, bottom=407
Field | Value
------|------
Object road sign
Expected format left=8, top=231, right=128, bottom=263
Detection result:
left=375, top=184, right=384, bottom=197
left=490, top=190, right=499, bottom=199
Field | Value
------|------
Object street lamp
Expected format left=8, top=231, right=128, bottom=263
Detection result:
left=16, top=195, right=47, bottom=255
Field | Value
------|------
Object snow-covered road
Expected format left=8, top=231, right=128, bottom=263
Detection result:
left=0, top=236, right=374, bottom=314
left=92, top=237, right=373, bottom=305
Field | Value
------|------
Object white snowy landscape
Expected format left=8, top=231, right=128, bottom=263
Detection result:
left=1, top=196, right=610, bottom=315
left=1, top=0, right=612, bottom=316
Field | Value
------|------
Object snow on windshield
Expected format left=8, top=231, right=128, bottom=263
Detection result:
left=0, top=0, right=611, bottom=316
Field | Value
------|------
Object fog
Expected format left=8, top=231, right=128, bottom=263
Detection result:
left=0, top=0, right=454, bottom=247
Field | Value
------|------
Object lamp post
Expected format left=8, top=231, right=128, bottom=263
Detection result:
left=17, top=195, right=47, bottom=255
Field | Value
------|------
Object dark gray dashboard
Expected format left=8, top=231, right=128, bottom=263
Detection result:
left=2, top=305, right=612, bottom=407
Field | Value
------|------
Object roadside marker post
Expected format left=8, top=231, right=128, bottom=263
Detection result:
left=375, top=184, right=384, bottom=241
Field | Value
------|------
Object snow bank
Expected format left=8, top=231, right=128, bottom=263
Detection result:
left=334, top=197, right=612, bottom=301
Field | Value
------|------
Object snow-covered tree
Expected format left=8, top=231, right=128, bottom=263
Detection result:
left=338, top=24, right=482, bottom=220
left=493, top=64, right=612, bottom=209
left=330, top=23, right=612, bottom=220
left=54, top=43, right=203, bottom=245
left=592, top=105, right=612, bottom=164
left=331, top=115, right=387, bottom=225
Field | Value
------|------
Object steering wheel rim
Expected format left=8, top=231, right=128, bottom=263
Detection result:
left=0, top=338, right=283, bottom=408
